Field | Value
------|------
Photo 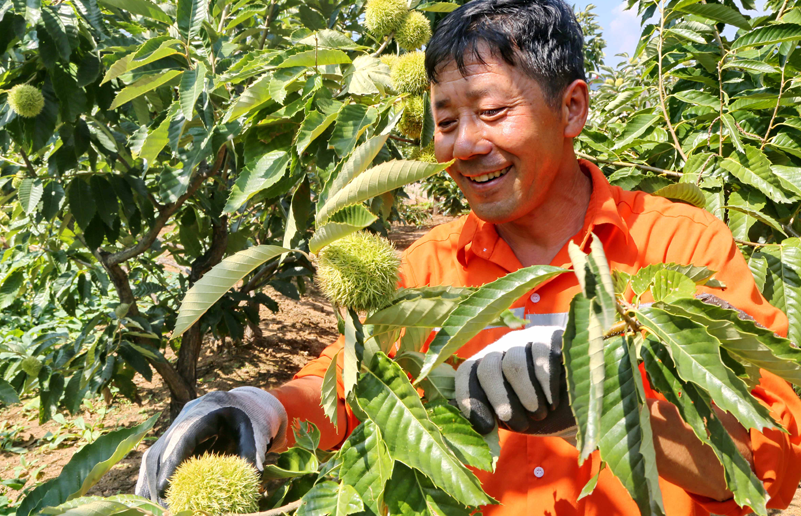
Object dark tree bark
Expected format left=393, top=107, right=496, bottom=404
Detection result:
left=171, top=216, right=229, bottom=418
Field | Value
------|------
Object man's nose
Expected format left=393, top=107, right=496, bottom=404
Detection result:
left=452, top=116, right=492, bottom=160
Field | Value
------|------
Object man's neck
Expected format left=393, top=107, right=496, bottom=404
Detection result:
left=496, top=157, right=593, bottom=267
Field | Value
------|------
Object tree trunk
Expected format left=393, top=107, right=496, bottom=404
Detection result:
left=171, top=217, right=229, bottom=418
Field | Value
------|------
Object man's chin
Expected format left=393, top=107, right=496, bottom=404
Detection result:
left=468, top=202, right=521, bottom=225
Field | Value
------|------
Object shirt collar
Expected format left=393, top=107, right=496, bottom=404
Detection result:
left=456, top=159, right=629, bottom=269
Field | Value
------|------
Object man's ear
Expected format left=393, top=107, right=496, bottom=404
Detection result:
left=561, top=79, right=589, bottom=139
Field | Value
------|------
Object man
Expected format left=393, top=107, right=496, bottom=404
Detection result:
left=136, top=0, right=801, bottom=514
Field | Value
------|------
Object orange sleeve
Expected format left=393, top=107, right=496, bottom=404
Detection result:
left=684, top=219, right=801, bottom=514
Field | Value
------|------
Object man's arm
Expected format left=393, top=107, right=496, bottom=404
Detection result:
left=270, top=377, right=347, bottom=451
left=648, top=399, right=752, bottom=502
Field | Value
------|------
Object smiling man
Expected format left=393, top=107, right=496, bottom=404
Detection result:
left=137, top=0, right=801, bottom=514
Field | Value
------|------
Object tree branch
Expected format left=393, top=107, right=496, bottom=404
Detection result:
left=258, top=0, right=277, bottom=50
left=575, top=152, right=683, bottom=177
left=657, top=3, right=688, bottom=162
left=19, top=148, right=36, bottom=177
left=761, top=61, right=787, bottom=150
left=371, top=33, right=394, bottom=57
left=105, top=147, right=227, bottom=266
left=241, top=500, right=302, bottom=516
left=388, top=135, right=416, bottom=144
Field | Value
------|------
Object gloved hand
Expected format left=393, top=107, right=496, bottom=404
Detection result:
left=455, top=325, right=576, bottom=438
left=135, top=387, right=288, bottom=505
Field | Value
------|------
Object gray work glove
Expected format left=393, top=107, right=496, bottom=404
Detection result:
left=455, top=326, right=576, bottom=438
left=135, top=387, right=288, bottom=505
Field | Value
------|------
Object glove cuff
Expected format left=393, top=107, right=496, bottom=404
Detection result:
left=228, top=387, right=289, bottom=465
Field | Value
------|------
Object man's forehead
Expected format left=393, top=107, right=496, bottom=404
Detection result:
left=431, top=55, right=519, bottom=109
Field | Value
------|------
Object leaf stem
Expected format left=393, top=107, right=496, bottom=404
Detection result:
left=761, top=61, right=787, bottom=150
left=389, top=134, right=416, bottom=144
left=19, top=148, right=36, bottom=177
left=371, top=32, right=394, bottom=57
left=575, top=152, right=683, bottom=177
left=657, top=0, right=689, bottom=162
left=239, top=499, right=302, bottom=516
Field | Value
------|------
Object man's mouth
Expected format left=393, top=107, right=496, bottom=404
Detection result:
left=466, top=165, right=512, bottom=184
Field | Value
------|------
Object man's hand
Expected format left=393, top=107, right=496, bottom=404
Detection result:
left=455, top=325, right=576, bottom=437
left=135, top=387, right=287, bottom=505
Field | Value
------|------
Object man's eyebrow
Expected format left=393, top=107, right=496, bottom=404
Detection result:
left=434, top=88, right=496, bottom=110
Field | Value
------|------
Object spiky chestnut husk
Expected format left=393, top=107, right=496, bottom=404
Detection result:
left=398, top=96, right=425, bottom=139
left=380, top=54, right=399, bottom=69
left=365, top=0, right=408, bottom=37
left=317, top=231, right=400, bottom=313
left=395, top=11, right=431, bottom=51
left=411, top=142, right=437, bottom=164
left=166, top=453, right=261, bottom=515
left=21, top=357, right=42, bottom=377
left=390, top=51, right=427, bottom=95
left=7, top=85, right=44, bottom=118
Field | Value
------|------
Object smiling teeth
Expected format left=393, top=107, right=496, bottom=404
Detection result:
left=470, top=166, right=510, bottom=183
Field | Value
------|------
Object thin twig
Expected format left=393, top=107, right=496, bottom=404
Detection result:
left=615, top=300, right=642, bottom=335
left=19, top=148, right=36, bottom=177
left=258, top=0, right=277, bottom=50
left=657, top=1, right=688, bottom=162
left=371, top=33, right=394, bottom=57
left=761, top=61, right=787, bottom=150
left=734, top=239, right=779, bottom=247
left=389, top=134, right=416, bottom=144
left=240, top=499, right=302, bottom=516
left=576, top=152, right=683, bottom=177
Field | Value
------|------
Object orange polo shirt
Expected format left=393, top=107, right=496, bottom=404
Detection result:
left=288, top=160, right=801, bottom=516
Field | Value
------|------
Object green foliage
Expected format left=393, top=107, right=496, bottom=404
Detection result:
left=165, top=454, right=261, bottom=515
left=317, top=232, right=401, bottom=313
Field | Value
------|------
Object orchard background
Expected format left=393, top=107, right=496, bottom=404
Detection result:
left=2, top=0, right=801, bottom=513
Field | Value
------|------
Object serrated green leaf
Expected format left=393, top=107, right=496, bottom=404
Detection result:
left=224, top=151, right=290, bottom=213
left=309, top=206, right=378, bottom=254
left=0, top=270, right=24, bottom=310
left=635, top=306, right=776, bottom=431
left=724, top=204, right=787, bottom=236
left=395, top=350, right=455, bottom=401
left=719, top=145, right=795, bottom=204
left=418, top=265, right=566, bottom=381
left=263, top=447, right=319, bottom=479
left=632, top=263, right=722, bottom=296
left=177, top=0, right=208, bottom=39
left=597, top=336, right=665, bottom=516
left=296, top=481, right=363, bottom=516
left=651, top=182, right=706, bottom=208
left=225, top=73, right=272, bottom=122
left=673, top=89, right=719, bottom=108
left=680, top=3, right=750, bottom=30
left=41, top=6, right=71, bottom=61
left=732, top=23, right=801, bottom=49
left=568, top=237, right=617, bottom=330
left=40, top=495, right=164, bottom=516
left=563, top=294, right=605, bottom=462
left=318, top=160, right=453, bottom=224
left=0, top=379, right=20, bottom=405
left=613, top=113, right=660, bottom=149
left=656, top=297, right=801, bottom=386
left=90, top=176, right=119, bottom=228
left=771, top=165, right=801, bottom=197
left=642, top=338, right=767, bottom=515
left=277, top=49, right=352, bottom=68
left=753, top=240, right=801, bottom=344
left=18, top=178, right=43, bottom=215
left=138, top=102, right=179, bottom=163
left=16, top=414, right=158, bottom=516
left=321, top=350, right=339, bottom=428
left=721, top=60, right=778, bottom=73
left=650, top=269, right=696, bottom=303
left=356, top=353, right=493, bottom=507
left=100, top=54, right=132, bottom=85
left=366, top=287, right=473, bottom=335
left=342, top=55, right=392, bottom=96
left=721, top=113, right=745, bottom=154
left=179, top=63, right=206, bottom=120
left=108, top=70, right=183, bottom=110
left=330, top=104, right=378, bottom=157
left=322, top=135, right=388, bottom=206
left=67, top=179, right=96, bottom=230
left=172, top=245, right=291, bottom=338
left=296, top=109, right=340, bottom=155
left=384, top=462, right=471, bottom=516
left=339, top=420, right=393, bottom=514
left=416, top=1, right=459, bottom=11
left=426, top=400, right=493, bottom=472
left=297, top=30, right=366, bottom=50
left=420, top=91, right=435, bottom=147
left=96, top=0, right=170, bottom=23
left=668, top=27, right=706, bottom=43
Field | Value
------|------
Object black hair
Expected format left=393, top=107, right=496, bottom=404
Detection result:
left=424, top=0, right=586, bottom=107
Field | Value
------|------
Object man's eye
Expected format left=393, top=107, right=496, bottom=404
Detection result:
left=437, top=119, right=455, bottom=129
left=482, top=108, right=505, bottom=117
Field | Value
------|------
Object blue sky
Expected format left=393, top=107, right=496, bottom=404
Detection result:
left=572, top=0, right=643, bottom=68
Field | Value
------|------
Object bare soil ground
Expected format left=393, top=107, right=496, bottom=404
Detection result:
left=2, top=213, right=800, bottom=514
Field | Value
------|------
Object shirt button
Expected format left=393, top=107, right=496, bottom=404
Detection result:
left=534, top=466, right=545, bottom=478
left=530, top=293, right=541, bottom=303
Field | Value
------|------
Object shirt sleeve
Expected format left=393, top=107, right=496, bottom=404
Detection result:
left=684, top=218, right=801, bottom=514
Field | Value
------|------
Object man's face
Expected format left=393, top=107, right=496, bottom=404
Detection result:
left=430, top=49, right=575, bottom=224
